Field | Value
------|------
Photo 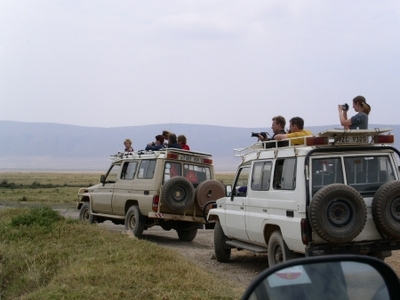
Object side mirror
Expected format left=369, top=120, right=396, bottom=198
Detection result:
left=225, top=184, right=232, bottom=197
left=242, top=255, right=400, bottom=300
left=100, top=175, right=106, bottom=185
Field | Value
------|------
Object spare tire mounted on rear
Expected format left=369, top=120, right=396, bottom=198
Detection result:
left=372, top=180, right=400, bottom=239
left=309, top=183, right=367, bottom=244
left=161, top=176, right=195, bottom=212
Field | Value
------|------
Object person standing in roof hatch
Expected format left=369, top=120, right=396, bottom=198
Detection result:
left=338, top=95, right=371, bottom=130
left=177, top=135, right=190, bottom=150
left=274, top=116, right=313, bottom=145
left=123, top=139, right=134, bottom=152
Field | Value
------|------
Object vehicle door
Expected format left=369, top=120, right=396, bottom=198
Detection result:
left=268, top=157, right=300, bottom=246
left=245, top=160, right=273, bottom=243
left=92, top=163, right=121, bottom=214
left=223, top=165, right=250, bottom=241
left=130, top=159, right=158, bottom=214
left=111, top=161, right=138, bottom=216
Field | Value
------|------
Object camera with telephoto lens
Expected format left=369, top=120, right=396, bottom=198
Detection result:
left=341, top=103, right=349, bottom=111
left=251, top=132, right=267, bottom=139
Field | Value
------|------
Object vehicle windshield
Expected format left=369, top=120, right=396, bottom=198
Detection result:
left=311, top=155, right=396, bottom=196
left=163, top=161, right=211, bottom=187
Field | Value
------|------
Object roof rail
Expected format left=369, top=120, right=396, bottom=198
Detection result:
left=234, top=136, right=313, bottom=158
left=109, top=148, right=212, bottom=162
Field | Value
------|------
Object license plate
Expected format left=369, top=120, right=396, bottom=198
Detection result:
left=335, top=135, right=369, bottom=145
left=179, top=155, right=202, bottom=163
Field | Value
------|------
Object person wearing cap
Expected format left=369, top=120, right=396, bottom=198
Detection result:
left=162, top=130, right=170, bottom=146
left=145, top=135, right=165, bottom=151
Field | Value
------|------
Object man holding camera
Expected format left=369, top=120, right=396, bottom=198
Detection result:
left=258, top=115, right=286, bottom=141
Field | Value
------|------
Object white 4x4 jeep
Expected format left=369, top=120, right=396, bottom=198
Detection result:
left=208, top=128, right=400, bottom=266
left=77, top=148, right=224, bottom=241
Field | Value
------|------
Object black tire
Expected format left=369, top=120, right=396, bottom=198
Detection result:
left=214, top=221, right=231, bottom=262
left=125, top=206, right=145, bottom=238
left=309, top=184, right=367, bottom=244
left=372, top=180, right=400, bottom=239
left=161, top=176, right=195, bottom=212
left=268, top=231, right=293, bottom=267
left=195, top=180, right=225, bottom=214
left=177, top=227, right=198, bottom=242
left=79, top=202, right=96, bottom=224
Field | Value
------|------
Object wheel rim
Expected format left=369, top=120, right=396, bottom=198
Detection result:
left=390, top=197, right=400, bottom=221
left=327, top=199, right=353, bottom=227
left=273, top=244, right=283, bottom=264
left=172, top=186, right=187, bottom=202
left=128, top=213, right=136, bottom=229
left=82, top=208, right=89, bottom=221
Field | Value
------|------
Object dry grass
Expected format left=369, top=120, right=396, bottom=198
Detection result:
left=0, top=207, right=243, bottom=299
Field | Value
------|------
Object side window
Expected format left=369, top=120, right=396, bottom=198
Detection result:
left=164, top=162, right=181, bottom=182
left=251, top=161, right=272, bottom=191
left=273, top=158, right=296, bottom=190
left=120, top=161, right=138, bottom=180
left=105, top=164, right=121, bottom=183
left=138, top=160, right=156, bottom=179
left=232, top=166, right=250, bottom=197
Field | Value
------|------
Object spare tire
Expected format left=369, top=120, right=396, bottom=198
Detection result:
left=195, top=180, right=225, bottom=214
left=161, top=176, right=195, bottom=212
left=372, top=180, right=400, bottom=239
left=309, top=183, right=367, bottom=244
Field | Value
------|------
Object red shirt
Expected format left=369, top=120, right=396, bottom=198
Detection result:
left=181, top=144, right=190, bottom=150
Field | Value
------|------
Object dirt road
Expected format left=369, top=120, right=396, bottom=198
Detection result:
left=58, top=209, right=400, bottom=292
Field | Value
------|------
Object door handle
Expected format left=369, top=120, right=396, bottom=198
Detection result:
left=240, top=206, right=244, bottom=210
left=263, top=209, right=268, bottom=213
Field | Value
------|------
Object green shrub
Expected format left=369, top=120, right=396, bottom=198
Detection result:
left=11, top=206, right=62, bottom=227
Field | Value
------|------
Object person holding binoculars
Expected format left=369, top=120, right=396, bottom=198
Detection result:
left=338, top=95, right=371, bottom=129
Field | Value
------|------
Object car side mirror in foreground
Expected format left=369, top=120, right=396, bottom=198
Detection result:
left=100, top=175, right=106, bottom=184
left=242, top=255, right=400, bottom=300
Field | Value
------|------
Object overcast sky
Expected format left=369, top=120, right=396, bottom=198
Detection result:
left=1, top=1, right=399, bottom=129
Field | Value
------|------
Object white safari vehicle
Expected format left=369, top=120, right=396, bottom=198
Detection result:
left=77, top=148, right=224, bottom=241
left=207, top=128, right=400, bottom=266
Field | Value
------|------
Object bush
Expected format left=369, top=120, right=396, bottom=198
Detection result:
left=11, top=206, right=63, bottom=227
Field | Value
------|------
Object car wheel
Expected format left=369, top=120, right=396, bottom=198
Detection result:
left=268, top=231, right=292, bottom=267
left=177, top=227, right=198, bottom=242
left=79, top=202, right=96, bottom=224
left=161, top=176, right=195, bottom=212
left=372, top=180, right=400, bottom=239
left=214, top=221, right=231, bottom=262
left=195, top=180, right=225, bottom=214
left=125, top=205, right=145, bottom=238
left=309, top=184, right=367, bottom=243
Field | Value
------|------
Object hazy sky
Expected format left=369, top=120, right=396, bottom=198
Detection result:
left=1, top=1, right=399, bottom=129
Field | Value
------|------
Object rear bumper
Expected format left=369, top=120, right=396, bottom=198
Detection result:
left=148, top=212, right=205, bottom=223
left=306, top=239, right=400, bottom=257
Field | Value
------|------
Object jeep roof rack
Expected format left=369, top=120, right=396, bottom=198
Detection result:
left=109, top=148, right=213, bottom=162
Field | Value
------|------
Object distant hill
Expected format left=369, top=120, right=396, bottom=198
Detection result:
left=0, top=121, right=399, bottom=172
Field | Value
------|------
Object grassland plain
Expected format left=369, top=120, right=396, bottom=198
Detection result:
left=0, top=206, right=243, bottom=299
left=0, top=172, right=235, bottom=206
